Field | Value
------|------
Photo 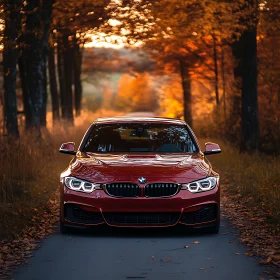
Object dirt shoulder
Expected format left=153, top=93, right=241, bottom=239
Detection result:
left=221, top=179, right=280, bottom=279
left=0, top=196, right=59, bottom=279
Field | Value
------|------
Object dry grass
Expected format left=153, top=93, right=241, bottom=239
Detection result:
left=206, top=139, right=280, bottom=228
left=0, top=109, right=122, bottom=239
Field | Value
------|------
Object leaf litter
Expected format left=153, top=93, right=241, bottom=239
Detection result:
left=221, top=181, right=280, bottom=279
left=0, top=195, right=60, bottom=279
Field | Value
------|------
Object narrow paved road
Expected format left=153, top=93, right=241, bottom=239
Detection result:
left=12, top=217, right=265, bottom=280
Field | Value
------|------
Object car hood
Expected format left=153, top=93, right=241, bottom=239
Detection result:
left=68, top=153, right=211, bottom=183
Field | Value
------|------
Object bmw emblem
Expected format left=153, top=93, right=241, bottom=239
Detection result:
left=138, top=177, right=147, bottom=184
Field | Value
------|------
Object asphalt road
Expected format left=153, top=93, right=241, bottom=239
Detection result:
left=12, top=217, right=266, bottom=280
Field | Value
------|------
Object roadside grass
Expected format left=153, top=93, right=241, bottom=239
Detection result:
left=206, top=140, right=280, bottom=231
left=0, top=110, right=122, bottom=239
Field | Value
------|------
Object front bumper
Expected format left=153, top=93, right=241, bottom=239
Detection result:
left=60, top=183, right=220, bottom=228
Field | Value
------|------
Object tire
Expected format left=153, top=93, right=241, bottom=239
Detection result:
left=204, top=218, right=220, bottom=234
left=60, top=212, right=72, bottom=234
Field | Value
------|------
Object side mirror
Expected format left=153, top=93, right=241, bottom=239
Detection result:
left=204, top=142, right=221, bottom=155
left=59, top=142, right=76, bottom=155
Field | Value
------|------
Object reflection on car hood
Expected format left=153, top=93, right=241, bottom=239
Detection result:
left=69, top=153, right=211, bottom=183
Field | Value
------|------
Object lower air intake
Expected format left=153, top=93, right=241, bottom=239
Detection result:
left=104, top=212, right=180, bottom=226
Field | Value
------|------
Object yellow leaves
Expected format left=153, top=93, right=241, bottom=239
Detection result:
left=193, top=241, right=200, bottom=244
left=158, top=75, right=184, bottom=119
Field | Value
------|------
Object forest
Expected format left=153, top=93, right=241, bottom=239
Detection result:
left=1, top=0, right=280, bottom=153
left=0, top=0, right=280, bottom=277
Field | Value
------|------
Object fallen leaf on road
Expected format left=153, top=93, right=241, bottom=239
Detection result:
left=160, top=258, right=172, bottom=263
left=272, top=255, right=280, bottom=261
left=193, top=241, right=200, bottom=244
left=2, top=246, right=9, bottom=252
left=267, top=251, right=275, bottom=255
left=184, top=245, right=189, bottom=249
left=235, top=253, right=241, bottom=255
left=199, top=268, right=205, bottom=270
left=151, top=256, right=156, bottom=260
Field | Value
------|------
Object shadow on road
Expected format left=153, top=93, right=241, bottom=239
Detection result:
left=60, top=222, right=232, bottom=239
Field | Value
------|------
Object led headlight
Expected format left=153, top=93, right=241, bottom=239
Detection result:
left=181, top=177, right=218, bottom=193
left=64, top=177, right=102, bottom=193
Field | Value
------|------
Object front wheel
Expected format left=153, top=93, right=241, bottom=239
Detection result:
left=60, top=212, right=72, bottom=234
left=203, top=219, right=220, bottom=234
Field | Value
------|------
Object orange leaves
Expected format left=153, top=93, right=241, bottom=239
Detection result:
left=116, top=73, right=157, bottom=112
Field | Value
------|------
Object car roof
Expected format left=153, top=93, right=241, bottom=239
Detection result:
left=94, top=117, right=186, bottom=125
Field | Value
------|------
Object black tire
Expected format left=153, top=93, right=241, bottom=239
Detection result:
left=204, top=218, right=220, bottom=234
left=60, top=212, right=72, bottom=234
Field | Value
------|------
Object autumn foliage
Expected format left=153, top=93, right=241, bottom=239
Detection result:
left=0, top=0, right=280, bottom=277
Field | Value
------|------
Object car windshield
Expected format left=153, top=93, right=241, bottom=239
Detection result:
left=82, top=123, right=198, bottom=153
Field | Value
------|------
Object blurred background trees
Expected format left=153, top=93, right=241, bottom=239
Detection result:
left=0, top=0, right=280, bottom=153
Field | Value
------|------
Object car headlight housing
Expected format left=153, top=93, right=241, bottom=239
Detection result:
left=64, top=177, right=102, bottom=193
left=181, top=177, right=218, bottom=193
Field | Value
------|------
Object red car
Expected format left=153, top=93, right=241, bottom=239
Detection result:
left=59, top=117, right=221, bottom=234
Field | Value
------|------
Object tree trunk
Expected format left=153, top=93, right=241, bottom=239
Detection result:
left=19, top=0, right=53, bottom=132
left=240, top=26, right=259, bottom=152
left=232, top=1, right=259, bottom=153
left=48, top=46, right=60, bottom=122
left=57, top=40, right=67, bottom=119
left=221, top=46, right=227, bottom=125
left=3, top=0, right=20, bottom=138
left=179, top=59, right=192, bottom=128
left=40, top=0, right=53, bottom=127
left=18, top=56, right=33, bottom=129
left=40, top=60, right=47, bottom=127
left=213, top=35, right=219, bottom=105
left=73, top=38, right=83, bottom=117
left=21, top=1, right=43, bottom=133
left=62, top=31, right=74, bottom=124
